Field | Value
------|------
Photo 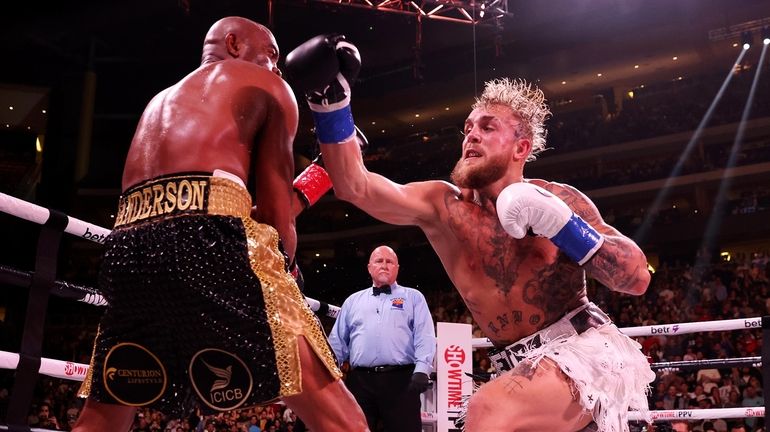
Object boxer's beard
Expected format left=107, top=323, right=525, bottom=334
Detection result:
left=450, top=153, right=508, bottom=189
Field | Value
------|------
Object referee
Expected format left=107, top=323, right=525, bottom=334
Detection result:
left=329, top=245, right=436, bottom=432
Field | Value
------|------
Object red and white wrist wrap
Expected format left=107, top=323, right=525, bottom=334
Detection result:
left=293, top=162, right=332, bottom=208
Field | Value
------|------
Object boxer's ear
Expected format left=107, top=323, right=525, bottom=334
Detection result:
left=225, top=33, right=239, bottom=57
left=512, top=138, right=531, bottom=161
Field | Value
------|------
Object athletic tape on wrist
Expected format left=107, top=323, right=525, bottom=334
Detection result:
left=293, top=163, right=332, bottom=208
left=550, top=214, right=605, bottom=265
left=311, top=105, right=356, bottom=144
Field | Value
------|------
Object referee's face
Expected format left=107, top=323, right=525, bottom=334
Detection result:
left=368, top=246, right=399, bottom=287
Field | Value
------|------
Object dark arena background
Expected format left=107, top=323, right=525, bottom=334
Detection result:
left=1, top=1, right=769, bottom=431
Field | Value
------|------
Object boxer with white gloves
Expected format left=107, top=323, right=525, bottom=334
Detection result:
left=496, top=182, right=604, bottom=265
left=287, top=34, right=652, bottom=432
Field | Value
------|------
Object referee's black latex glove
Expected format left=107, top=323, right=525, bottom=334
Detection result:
left=408, top=372, right=430, bottom=393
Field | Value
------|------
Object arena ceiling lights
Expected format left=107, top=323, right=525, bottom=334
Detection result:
left=312, top=0, right=510, bottom=25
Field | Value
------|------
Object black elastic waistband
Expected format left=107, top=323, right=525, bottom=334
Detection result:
left=354, top=364, right=415, bottom=373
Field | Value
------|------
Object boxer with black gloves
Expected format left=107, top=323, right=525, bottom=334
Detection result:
left=286, top=35, right=653, bottom=432
left=285, top=34, right=361, bottom=144
left=74, top=20, right=368, bottom=432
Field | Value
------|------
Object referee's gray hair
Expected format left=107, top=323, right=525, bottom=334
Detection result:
left=472, top=78, right=551, bottom=162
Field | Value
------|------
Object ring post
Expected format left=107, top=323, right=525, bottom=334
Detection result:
left=436, top=322, right=473, bottom=432
left=762, top=315, right=769, bottom=428
left=4, top=210, right=68, bottom=431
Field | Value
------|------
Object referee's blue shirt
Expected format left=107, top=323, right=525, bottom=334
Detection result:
left=328, top=283, right=436, bottom=375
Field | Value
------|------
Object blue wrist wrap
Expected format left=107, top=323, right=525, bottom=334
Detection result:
left=550, top=214, right=604, bottom=265
left=311, top=105, right=355, bottom=144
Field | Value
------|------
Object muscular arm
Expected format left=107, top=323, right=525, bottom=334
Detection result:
left=252, top=80, right=300, bottom=259
left=544, top=182, right=650, bottom=295
left=319, top=139, right=443, bottom=226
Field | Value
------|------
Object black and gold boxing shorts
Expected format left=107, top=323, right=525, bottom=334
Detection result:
left=77, top=173, right=341, bottom=417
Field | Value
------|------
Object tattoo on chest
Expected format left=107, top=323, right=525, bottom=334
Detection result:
left=445, top=192, right=584, bottom=335
left=522, top=255, right=583, bottom=324
left=445, top=194, right=526, bottom=295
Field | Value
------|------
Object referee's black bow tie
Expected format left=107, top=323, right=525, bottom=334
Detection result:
left=372, top=285, right=391, bottom=296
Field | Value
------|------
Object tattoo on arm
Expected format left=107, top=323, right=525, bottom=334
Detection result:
left=548, top=183, right=649, bottom=294
left=585, top=237, right=646, bottom=294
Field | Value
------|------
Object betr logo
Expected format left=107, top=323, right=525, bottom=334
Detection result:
left=82, top=227, right=106, bottom=243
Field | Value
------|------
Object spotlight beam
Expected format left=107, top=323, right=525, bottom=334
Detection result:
left=633, top=48, right=748, bottom=245
left=696, top=41, right=769, bottom=269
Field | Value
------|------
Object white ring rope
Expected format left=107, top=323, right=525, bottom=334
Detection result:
left=0, top=192, right=110, bottom=243
left=629, top=407, right=765, bottom=421
left=0, top=348, right=763, bottom=424
left=0, top=426, right=59, bottom=432
left=2, top=193, right=766, bottom=424
left=471, top=317, right=762, bottom=348
left=0, top=192, right=339, bottom=317
left=0, top=350, right=89, bottom=382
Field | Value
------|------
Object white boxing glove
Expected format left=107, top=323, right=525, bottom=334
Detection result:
left=496, top=182, right=605, bottom=265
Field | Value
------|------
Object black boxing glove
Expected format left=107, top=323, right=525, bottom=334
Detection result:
left=293, top=125, right=369, bottom=209
left=285, top=34, right=361, bottom=144
left=407, top=372, right=430, bottom=394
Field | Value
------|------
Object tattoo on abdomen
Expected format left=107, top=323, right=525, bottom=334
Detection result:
left=487, top=310, right=525, bottom=337
left=522, top=255, right=584, bottom=325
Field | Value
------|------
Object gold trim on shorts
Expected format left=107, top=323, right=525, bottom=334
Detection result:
left=242, top=218, right=343, bottom=397
left=85, top=172, right=341, bottom=401
left=77, top=326, right=100, bottom=398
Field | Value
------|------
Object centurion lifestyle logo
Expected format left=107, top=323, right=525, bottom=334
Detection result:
left=102, top=343, right=167, bottom=406
left=189, top=348, right=253, bottom=411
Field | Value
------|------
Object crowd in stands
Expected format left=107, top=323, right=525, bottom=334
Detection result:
left=1, top=248, right=768, bottom=431
left=360, top=68, right=770, bottom=183
left=291, top=69, right=770, bottom=238
left=2, top=58, right=770, bottom=432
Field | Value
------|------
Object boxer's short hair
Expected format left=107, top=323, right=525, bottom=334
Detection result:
left=473, top=78, right=551, bottom=161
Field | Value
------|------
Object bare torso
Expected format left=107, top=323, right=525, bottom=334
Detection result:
left=120, top=58, right=298, bottom=257
left=122, top=60, right=291, bottom=190
left=420, top=178, right=588, bottom=346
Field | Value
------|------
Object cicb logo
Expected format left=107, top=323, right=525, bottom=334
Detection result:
left=745, top=320, right=761, bottom=328
left=189, top=348, right=253, bottom=411
left=81, top=227, right=107, bottom=243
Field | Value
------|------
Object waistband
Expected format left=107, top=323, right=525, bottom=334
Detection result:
left=488, top=302, right=610, bottom=373
left=353, top=364, right=415, bottom=373
left=114, top=173, right=252, bottom=228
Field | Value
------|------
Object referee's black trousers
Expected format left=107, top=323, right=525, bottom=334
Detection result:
left=345, top=366, right=422, bottom=432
